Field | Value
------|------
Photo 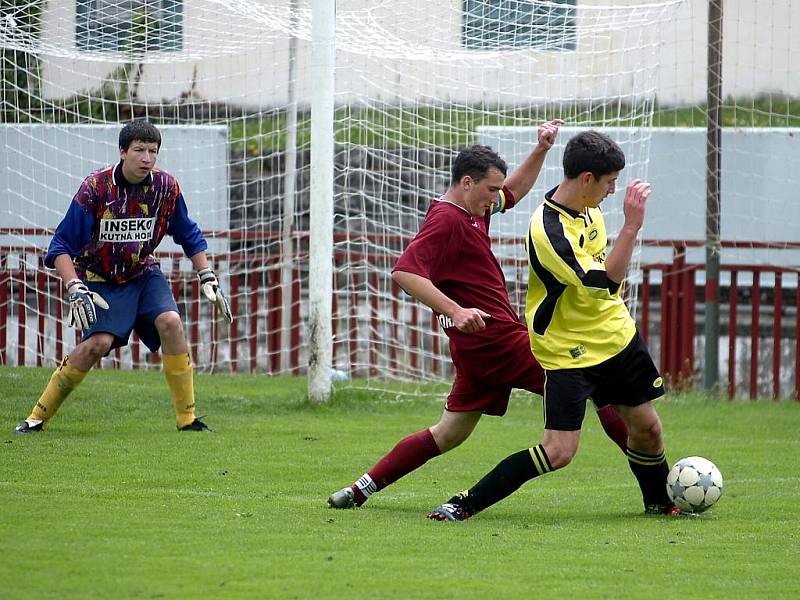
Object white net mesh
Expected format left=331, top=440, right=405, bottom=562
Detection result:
left=648, top=0, right=800, bottom=397
left=2, top=0, right=686, bottom=385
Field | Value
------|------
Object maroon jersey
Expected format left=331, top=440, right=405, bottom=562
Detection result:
left=393, top=186, right=531, bottom=380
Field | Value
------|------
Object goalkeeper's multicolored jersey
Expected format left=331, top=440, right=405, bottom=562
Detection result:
left=45, top=162, right=207, bottom=284
left=525, top=186, right=636, bottom=370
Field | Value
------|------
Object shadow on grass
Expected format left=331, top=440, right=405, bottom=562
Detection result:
left=347, top=500, right=648, bottom=527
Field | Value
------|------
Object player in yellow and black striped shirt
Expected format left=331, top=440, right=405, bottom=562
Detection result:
left=428, top=130, right=682, bottom=521
left=525, top=186, right=636, bottom=369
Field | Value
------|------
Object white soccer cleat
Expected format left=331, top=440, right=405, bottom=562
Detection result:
left=327, top=487, right=356, bottom=509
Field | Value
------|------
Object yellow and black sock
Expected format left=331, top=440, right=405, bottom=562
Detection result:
left=626, top=447, right=671, bottom=508
left=461, top=444, right=553, bottom=515
left=28, top=356, right=88, bottom=424
left=163, top=353, right=196, bottom=429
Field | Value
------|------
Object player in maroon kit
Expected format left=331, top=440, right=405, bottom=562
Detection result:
left=328, top=120, right=629, bottom=509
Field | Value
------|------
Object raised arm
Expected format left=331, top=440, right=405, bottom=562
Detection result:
left=605, top=179, right=651, bottom=284
left=503, top=119, right=563, bottom=203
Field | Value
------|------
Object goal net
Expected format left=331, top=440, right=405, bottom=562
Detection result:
left=649, top=0, right=800, bottom=397
left=1, top=1, right=682, bottom=389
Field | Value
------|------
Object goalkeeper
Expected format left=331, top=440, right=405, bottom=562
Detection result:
left=328, top=120, right=631, bottom=509
left=14, top=119, right=232, bottom=434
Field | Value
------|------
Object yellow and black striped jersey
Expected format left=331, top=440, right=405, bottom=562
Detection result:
left=525, top=187, right=636, bottom=369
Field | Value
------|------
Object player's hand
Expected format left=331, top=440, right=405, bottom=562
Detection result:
left=66, top=280, right=109, bottom=331
left=537, top=119, right=564, bottom=151
left=198, top=267, right=233, bottom=323
left=622, top=178, right=651, bottom=233
left=452, top=307, right=492, bottom=334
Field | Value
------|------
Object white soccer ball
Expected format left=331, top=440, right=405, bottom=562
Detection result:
left=666, top=456, right=724, bottom=513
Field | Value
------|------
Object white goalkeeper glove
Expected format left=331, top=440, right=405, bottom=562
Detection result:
left=198, top=267, right=233, bottom=323
left=65, top=279, right=110, bottom=331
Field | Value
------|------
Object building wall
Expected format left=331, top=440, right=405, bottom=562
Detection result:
left=34, top=1, right=800, bottom=107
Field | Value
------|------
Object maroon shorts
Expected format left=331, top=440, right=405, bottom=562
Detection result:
left=446, top=328, right=544, bottom=416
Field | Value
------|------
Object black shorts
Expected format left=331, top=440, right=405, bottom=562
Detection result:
left=543, top=332, right=665, bottom=431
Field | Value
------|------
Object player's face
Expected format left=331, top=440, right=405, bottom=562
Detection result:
left=584, top=171, right=619, bottom=208
left=120, top=140, right=159, bottom=183
left=463, top=166, right=505, bottom=217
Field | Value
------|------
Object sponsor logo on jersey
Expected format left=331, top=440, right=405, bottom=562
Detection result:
left=437, top=314, right=455, bottom=330
left=98, top=218, right=156, bottom=242
left=588, top=228, right=598, bottom=240
left=569, top=344, right=586, bottom=359
left=653, top=376, right=663, bottom=388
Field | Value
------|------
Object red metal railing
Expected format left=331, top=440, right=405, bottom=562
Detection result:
left=636, top=242, right=799, bottom=400
left=1, top=235, right=798, bottom=399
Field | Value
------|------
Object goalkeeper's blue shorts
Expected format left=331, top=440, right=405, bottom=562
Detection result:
left=81, top=269, right=180, bottom=352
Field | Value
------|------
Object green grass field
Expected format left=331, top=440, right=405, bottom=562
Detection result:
left=1, top=366, right=798, bottom=599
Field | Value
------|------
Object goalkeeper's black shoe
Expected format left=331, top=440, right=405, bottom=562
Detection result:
left=178, top=417, right=212, bottom=432
left=14, top=419, right=44, bottom=434
left=427, top=493, right=472, bottom=522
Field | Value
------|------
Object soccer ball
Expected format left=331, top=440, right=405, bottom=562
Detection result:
left=666, top=456, right=724, bottom=513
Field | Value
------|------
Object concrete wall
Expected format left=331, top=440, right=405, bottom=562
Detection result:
left=481, top=126, right=800, bottom=286
left=30, top=1, right=800, bottom=107
left=0, top=124, right=229, bottom=256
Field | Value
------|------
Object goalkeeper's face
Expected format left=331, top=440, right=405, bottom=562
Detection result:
left=120, top=140, right=160, bottom=183
left=463, top=166, right=505, bottom=217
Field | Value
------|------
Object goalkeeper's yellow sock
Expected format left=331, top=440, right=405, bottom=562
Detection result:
left=28, top=356, right=89, bottom=423
left=163, top=353, right=196, bottom=428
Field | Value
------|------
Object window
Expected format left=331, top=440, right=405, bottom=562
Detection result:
left=462, top=0, right=576, bottom=51
left=76, top=0, right=183, bottom=52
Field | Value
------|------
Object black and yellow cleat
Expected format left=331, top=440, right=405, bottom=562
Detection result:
left=645, top=503, right=684, bottom=516
left=427, top=493, right=472, bottom=521
left=427, top=502, right=471, bottom=522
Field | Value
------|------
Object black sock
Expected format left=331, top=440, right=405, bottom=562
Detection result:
left=460, top=445, right=553, bottom=515
left=626, top=447, right=671, bottom=508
